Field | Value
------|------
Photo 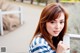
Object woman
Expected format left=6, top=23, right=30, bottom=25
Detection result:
left=29, top=3, right=69, bottom=53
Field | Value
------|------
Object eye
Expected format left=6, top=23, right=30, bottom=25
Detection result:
left=60, top=21, right=64, bottom=24
left=50, top=21, right=55, bottom=24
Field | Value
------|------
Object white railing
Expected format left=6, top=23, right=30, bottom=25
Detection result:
left=63, top=34, right=80, bottom=53
left=0, top=7, right=23, bottom=35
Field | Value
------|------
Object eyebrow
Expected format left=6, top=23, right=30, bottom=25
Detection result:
left=53, top=19, right=64, bottom=21
left=60, top=19, right=65, bottom=21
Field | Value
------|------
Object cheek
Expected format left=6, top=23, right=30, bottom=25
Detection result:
left=61, top=24, right=64, bottom=29
left=46, top=23, right=53, bottom=31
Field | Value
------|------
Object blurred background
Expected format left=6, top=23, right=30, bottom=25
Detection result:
left=0, top=0, right=80, bottom=53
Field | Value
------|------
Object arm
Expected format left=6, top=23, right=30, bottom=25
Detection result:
left=29, top=37, right=56, bottom=53
left=29, top=44, right=49, bottom=53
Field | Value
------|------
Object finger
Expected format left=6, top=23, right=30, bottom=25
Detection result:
left=59, top=41, right=63, bottom=44
left=67, top=48, right=70, bottom=50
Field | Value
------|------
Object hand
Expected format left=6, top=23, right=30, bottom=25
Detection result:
left=56, top=41, right=70, bottom=53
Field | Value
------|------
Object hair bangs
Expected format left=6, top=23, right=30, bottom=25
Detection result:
left=46, top=6, right=63, bottom=22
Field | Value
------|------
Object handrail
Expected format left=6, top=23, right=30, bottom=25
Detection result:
left=0, top=7, right=23, bottom=35
left=1, top=11, right=22, bottom=14
left=63, top=34, right=80, bottom=53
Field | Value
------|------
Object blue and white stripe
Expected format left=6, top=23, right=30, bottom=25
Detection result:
left=29, top=35, right=56, bottom=53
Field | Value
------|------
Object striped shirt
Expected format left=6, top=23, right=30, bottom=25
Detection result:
left=29, top=35, right=56, bottom=53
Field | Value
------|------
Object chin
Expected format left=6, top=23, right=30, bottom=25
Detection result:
left=53, top=34, right=59, bottom=37
left=53, top=35, right=58, bottom=37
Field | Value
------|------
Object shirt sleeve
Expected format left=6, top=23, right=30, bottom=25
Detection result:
left=29, top=37, right=56, bottom=53
left=29, top=43, right=50, bottom=53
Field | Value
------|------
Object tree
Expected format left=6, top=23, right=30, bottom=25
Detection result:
left=56, top=0, right=59, bottom=3
left=21, top=0, right=24, bottom=2
left=45, top=0, right=48, bottom=5
left=31, top=0, right=34, bottom=4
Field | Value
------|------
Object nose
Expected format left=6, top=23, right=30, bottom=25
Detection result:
left=55, top=23, right=60, bottom=29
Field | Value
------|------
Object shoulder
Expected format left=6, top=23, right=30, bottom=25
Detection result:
left=29, top=35, right=56, bottom=53
left=29, top=35, right=49, bottom=53
left=30, top=35, right=48, bottom=47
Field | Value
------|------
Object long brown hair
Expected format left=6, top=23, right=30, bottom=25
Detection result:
left=30, top=3, right=68, bottom=50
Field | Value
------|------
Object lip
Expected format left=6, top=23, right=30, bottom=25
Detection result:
left=53, top=31, right=59, bottom=34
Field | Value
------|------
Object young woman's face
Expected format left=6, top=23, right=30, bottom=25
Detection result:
left=46, top=12, right=65, bottom=37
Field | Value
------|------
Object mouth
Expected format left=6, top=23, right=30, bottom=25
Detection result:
left=53, top=31, right=59, bottom=34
